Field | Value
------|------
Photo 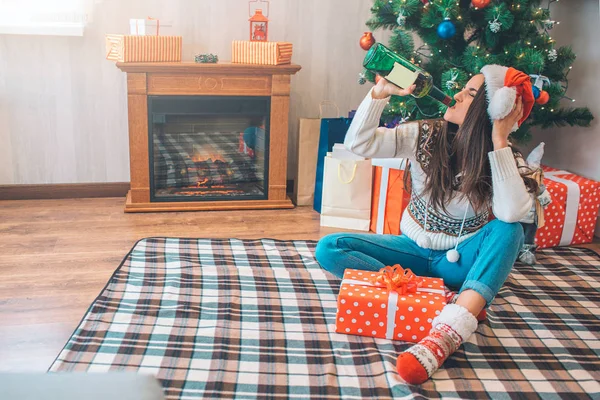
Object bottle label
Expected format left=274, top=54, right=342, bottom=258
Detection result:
left=442, top=97, right=454, bottom=106
left=386, top=62, right=419, bottom=90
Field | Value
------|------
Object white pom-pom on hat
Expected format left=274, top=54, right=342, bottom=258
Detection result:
left=488, top=86, right=517, bottom=120
left=481, top=64, right=520, bottom=132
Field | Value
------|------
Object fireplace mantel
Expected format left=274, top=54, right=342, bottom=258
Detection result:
left=117, top=62, right=302, bottom=75
left=117, top=62, right=301, bottom=212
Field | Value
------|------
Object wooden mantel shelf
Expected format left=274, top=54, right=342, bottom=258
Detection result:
left=116, top=62, right=302, bottom=75
left=117, top=61, right=301, bottom=213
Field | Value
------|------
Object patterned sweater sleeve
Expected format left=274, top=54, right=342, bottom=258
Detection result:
left=344, top=89, right=419, bottom=159
left=488, top=147, right=534, bottom=223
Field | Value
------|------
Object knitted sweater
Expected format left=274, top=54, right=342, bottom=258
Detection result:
left=345, top=90, right=533, bottom=251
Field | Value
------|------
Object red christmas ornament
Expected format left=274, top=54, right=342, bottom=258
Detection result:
left=360, top=32, right=376, bottom=51
left=420, top=0, right=429, bottom=4
left=536, top=90, right=550, bottom=105
left=471, top=0, right=491, bottom=8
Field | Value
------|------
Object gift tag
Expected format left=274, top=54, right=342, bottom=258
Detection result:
left=386, top=62, right=419, bottom=89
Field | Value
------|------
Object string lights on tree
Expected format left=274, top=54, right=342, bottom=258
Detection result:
left=358, top=0, right=593, bottom=139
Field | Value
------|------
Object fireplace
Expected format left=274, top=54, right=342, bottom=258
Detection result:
left=116, top=62, right=301, bottom=212
left=150, top=96, right=270, bottom=202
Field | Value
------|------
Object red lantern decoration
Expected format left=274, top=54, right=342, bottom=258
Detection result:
left=360, top=32, right=376, bottom=51
left=249, top=0, right=269, bottom=42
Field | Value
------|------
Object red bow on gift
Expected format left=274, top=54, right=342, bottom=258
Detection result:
left=374, top=265, right=423, bottom=295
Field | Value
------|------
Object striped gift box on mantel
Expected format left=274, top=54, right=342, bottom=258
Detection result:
left=231, top=41, right=293, bottom=65
left=105, top=34, right=182, bottom=63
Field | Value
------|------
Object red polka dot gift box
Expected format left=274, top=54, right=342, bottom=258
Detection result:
left=335, top=266, right=447, bottom=343
left=535, top=166, right=600, bottom=249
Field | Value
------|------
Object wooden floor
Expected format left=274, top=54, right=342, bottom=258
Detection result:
left=0, top=197, right=339, bottom=373
left=1, top=197, right=599, bottom=373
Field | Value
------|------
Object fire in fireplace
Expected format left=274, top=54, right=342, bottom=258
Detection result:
left=149, top=96, right=270, bottom=202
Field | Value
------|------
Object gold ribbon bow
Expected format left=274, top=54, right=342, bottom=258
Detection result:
left=374, top=265, right=423, bottom=295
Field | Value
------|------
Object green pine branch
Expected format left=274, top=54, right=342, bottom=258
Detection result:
left=367, top=0, right=400, bottom=30
left=392, top=0, right=422, bottom=16
left=389, top=29, right=416, bottom=59
left=544, top=46, right=576, bottom=82
left=533, top=107, right=594, bottom=129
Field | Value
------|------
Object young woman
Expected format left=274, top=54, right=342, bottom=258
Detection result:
left=316, top=65, right=537, bottom=384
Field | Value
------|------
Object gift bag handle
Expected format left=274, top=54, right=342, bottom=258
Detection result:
left=132, top=17, right=161, bottom=35
left=147, top=17, right=160, bottom=35
left=337, top=163, right=358, bottom=184
left=319, top=101, right=341, bottom=118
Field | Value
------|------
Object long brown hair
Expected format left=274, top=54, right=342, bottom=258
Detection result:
left=406, top=85, right=538, bottom=214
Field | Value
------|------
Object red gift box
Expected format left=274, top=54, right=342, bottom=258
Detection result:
left=370, top=158, right=411, bottom=235
left=535, top=166, right=600, bottom=249
left=335, top=266, right=447, bottom=343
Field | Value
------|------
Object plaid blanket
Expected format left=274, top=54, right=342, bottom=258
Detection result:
left=50, top=238, right=600, bottom=399
left=153, top=132, right=262, bottom=189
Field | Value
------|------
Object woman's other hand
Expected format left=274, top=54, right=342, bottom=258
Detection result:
left=492, top=95, right=523, bottom=150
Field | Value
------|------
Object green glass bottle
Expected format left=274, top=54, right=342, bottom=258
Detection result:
left=363, top=43, right=455, bottom=107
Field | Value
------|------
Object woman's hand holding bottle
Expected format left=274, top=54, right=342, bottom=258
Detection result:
left=371, top=76, right=416, bottom=100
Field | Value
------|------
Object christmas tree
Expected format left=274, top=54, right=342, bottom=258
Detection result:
left=361, top=0, right=593, bottom=142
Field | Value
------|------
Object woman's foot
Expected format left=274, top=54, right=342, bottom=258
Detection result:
left=396, top=304, right=478, bottom=384
left=518, top=244, right=538, bottom=265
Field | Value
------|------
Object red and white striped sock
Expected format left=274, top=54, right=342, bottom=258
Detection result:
left=396, top=304, right=478, bottom=384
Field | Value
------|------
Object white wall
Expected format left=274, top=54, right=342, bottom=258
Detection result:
left=525, top=0, right=600, bottom=181
left=1, top=0, right=597, bottom=187
left=0, top=0, right=384, bottom=184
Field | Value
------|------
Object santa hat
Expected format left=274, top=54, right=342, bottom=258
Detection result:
left=480, top=65, right=535, bottom=132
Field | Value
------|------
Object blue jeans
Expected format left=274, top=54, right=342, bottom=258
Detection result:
left=315, top=220, right=524, bottom=307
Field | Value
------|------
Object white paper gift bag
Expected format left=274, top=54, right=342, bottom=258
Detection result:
left=320, top=154, right=372, bottom=231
